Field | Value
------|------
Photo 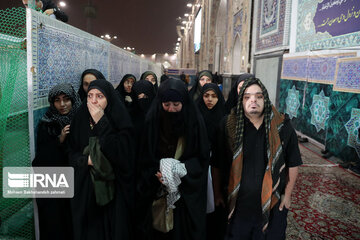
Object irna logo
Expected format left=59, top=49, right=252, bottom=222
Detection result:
left=3, top=167, right=74, bottom=198
left=8, top=172, right=69, bottom=188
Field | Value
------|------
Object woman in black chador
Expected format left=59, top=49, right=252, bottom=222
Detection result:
left=137, top=78, right=209, bottom=240
left=197, top=83, right=225, bottom=149
left=141, top=71, right=158, bottom=93
left=131, top=79, right=156, bottom=139
left=189, top=70, right=213, bottom=101
left=77, top=69, right=106, bottom=101
left=68, top=80, right=134, bottom=240
left=197, top=83, right=227, bottom=240
left=33, top=83, right=81, bottom=240
left=115, top=74, right=136, bottom=116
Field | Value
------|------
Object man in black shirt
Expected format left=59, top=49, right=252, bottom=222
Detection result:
left=212, top=77, right=302, bottom=240
left=22, top=0, right=68, bottom=22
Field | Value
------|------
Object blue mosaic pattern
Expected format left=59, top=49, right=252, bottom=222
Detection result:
left=308, top=57, right=334, bottom=82
left=30, top=11, right=160, bottom=110
left=255, top=0, right=286, bottom=52
left=260, top=0, right=279, bottom=37
left=281, top=57, right=308, bottom=80
left=37, top=26, right=108, bottom=100
left=285, top=85, right=301, bottom=119
left=131, top=58, right=141, bottom=79
left=309, top=55, right=348, bottom=84
left=233, top=9, right=243, bottom=40
left=109, top=48, right=125, bottom=86
left=296, top=0, right=360, bottom=52
left=334, top=58, right=360, bottom=93
left=310, top=90, right=330, bottom=132
left=345, top=108, right=360, bottom=158
left=282, top=54, right=356, bottom=84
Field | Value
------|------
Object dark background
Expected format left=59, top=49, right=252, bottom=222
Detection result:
left=0, top=0, right=188, bottom=54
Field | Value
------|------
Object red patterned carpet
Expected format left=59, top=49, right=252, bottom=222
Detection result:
left=286, top=143, right=360, bottom=239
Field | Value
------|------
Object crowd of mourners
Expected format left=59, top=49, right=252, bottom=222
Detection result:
left=33, top=69, right=302, bottom=240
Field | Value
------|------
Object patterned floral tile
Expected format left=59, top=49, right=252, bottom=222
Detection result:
left=255, top=0, right=288, bottom=52
left=279, top=79, right=360, bottom=163
left=285, top=85, right=301, bottom=119
left=310, top=90, right=330, bottom=132
left=281, top=53, right=357, bottom=84
left=345, top=108, right=360, bottom=157
left=334, top=58, right=360, bottom=93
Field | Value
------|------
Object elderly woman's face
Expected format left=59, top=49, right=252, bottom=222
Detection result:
left=54, top=94, right=72, bottom=115
left=199, top=76, right=211, bottom=87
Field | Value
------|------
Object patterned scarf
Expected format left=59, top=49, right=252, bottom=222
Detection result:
left=227, top=78, right=285, bottom=230
left=42, top=83, right=82, bottom=129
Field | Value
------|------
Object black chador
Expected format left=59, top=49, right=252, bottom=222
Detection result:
left=197, top=83, right=225, bottom=148
left=77, top=69, right=106, bottom=101
left=131, top=79, right=156, bottom=140
left=33, top=83, right=81, bottom=240
left=68, top=80, right=134, bottom=240
left=136, top=78, right=209, bottom=240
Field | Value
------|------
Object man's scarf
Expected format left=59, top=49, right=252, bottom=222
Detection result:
left=226, top=78, right=285, bottom=230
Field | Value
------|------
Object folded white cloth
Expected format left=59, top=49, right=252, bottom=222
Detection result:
left=160, top=158, right=187, bottom=210
left=125, top=95, right=133, bottom=103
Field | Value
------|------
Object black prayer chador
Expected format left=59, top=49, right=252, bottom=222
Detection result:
left=141, top=71, right=158, bottom=92
left=131, top=79, right=156, bottom=139
left=132, top=79, right=156, bottom=114
left=77, top=69, right=106, bottom=101
left=136, top=78, right=209, bottom=240
left=115, top=74, right=136, bottom=102
left=189, top=70, right=213, bottom=102
left=68, top=80, right=134, bottom=240
left=33, top=83, right=80, bottom=240
left=197, top=83, right=225, bottom=148
left=196, top=83, right=226, bottom=240
left=115, top=74, right=137, bottom=118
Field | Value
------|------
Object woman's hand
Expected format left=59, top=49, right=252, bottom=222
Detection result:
left=44, top=9, right=55, bottom=15
left=87, top=101, right=104, bottom=124
left=88, top=155, right=93, bottom=166
left=214, top=193, right=225, bottom=208
left=59, top=124, right=70, bottom=143
left=155, top=171, right=164, bottom=184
